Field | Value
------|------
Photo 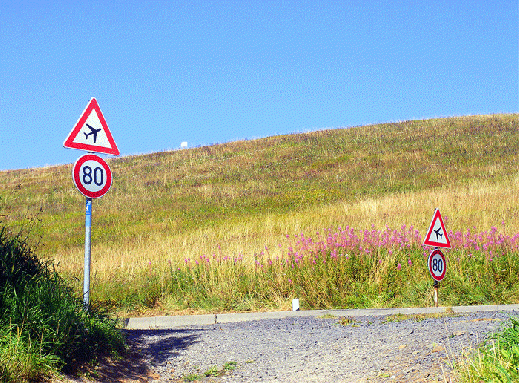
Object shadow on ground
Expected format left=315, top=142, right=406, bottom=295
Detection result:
left=58, top=328, right=202, bottom=383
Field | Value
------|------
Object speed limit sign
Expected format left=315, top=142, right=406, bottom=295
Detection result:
left=428, top=249, right=446, bottom=281
left=72, top=154, right=112, bottom=198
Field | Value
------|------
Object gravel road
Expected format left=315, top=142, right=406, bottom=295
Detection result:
left=113, top=310, right=518, bottom=383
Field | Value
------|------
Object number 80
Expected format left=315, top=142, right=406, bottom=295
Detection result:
left=82, top=166, right=104, bottom=186
left=432, top=258, right=443, bottom=273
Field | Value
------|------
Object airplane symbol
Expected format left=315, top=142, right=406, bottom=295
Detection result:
left=434, top=228, right=443, bottom=240
left=84, top=124, right=101, bottom=143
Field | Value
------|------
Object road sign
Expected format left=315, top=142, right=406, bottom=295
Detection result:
left=428, top=248, right=447, bottom=281
left=64, top=98, right=120, bottom=155
left=423, top=208, right=451, bottom=248
left=72, top=154, right=112, bottom=198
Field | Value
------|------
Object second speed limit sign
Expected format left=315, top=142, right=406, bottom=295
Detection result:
left=428, top=249, right=447, bottom=281
left=73, top=154, right=112, bottom=198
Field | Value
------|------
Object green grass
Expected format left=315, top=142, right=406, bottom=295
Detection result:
left=457, top=317, right=519, bottom=382
left=1, top=113, right=519, bottom=316
left=0, top=324, right=60, bottom=383
left=0, top=225, right=125, bottom=382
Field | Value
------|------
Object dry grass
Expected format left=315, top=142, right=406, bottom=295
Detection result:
left=1, top=113, right=518, bottom=313
left=52, top=173, right=519, bottom=278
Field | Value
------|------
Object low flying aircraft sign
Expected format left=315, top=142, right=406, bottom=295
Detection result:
left=64, top=98, right=120, bottom=155
left=424, top=208, right=451, bottom=248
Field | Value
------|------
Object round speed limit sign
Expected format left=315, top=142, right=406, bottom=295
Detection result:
left=428, top=249, right=447, bottom=281
left=73, top=154, right=112, bottom=198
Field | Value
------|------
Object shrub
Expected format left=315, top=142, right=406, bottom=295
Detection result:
left=0, top=225, right=126, bottom=382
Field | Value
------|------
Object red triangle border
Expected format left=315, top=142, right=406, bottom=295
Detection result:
left=63, top=98, right=120, bottom=155
left=423, top=208, right=451, bottom=248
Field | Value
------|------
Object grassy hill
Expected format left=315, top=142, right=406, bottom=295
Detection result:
left=1, top=113, right=519, bottom=314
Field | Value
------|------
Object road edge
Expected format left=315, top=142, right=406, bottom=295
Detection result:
left=123, top=304, right=519, bottom=330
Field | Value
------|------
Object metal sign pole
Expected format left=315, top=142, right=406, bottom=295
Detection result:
left=433, top=246, right=439, bottom=308
left=83, top=197, right=92, bottom=309
left=433, top=280, right=439, bottom=308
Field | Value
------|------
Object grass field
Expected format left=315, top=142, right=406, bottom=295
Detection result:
left=1, top=113, right=518, bottom=316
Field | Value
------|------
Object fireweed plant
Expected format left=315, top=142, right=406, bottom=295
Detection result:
left=2, top=113, right=519, bottom=314
left=105, top=224, right=519, bottom=313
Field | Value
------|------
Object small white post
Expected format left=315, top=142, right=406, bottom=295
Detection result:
left=292, top=299, right=300, bottom=311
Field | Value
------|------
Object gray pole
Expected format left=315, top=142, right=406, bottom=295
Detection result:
left=83, top=197, right=92, bottom=309
left=433, top=246, right=439, bottom=308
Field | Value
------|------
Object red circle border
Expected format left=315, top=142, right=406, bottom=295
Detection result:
left=428, top=249, right=447, bottom=281
left=72, top=154, right=112, bottom=198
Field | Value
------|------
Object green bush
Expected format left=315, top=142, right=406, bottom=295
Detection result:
left=0, top=226, right=126, bottom=382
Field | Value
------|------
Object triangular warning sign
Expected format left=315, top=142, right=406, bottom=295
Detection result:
left=424, top=208, right=451, bottom=248
left=64, top=98, right=120, bottom=155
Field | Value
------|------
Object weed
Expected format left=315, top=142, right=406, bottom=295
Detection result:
left=183, top=373, right=200, bottom=382
left=204, top=366, right=219, bottom=377
left=384, top=312, right=457, bottom=323
left=338, top=316, right=359, bottom=326
left=223, top=361, right=238, bottom=371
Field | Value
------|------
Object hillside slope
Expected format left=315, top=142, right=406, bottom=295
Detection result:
left=1, top=113, right=518, bottom=310
left=2, top=114, right=518, bottom=250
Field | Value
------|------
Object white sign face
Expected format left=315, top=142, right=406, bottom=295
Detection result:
left=71, top=109, right=112, bottom=148
left=430, top=219, right=447, bottom=244
left=428, top=249, right=446, bottom=281
left=73, top=154, right=112, bottom=198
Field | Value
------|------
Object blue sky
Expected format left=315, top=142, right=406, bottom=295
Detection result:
left=1, top=0, right=517, bottom=170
